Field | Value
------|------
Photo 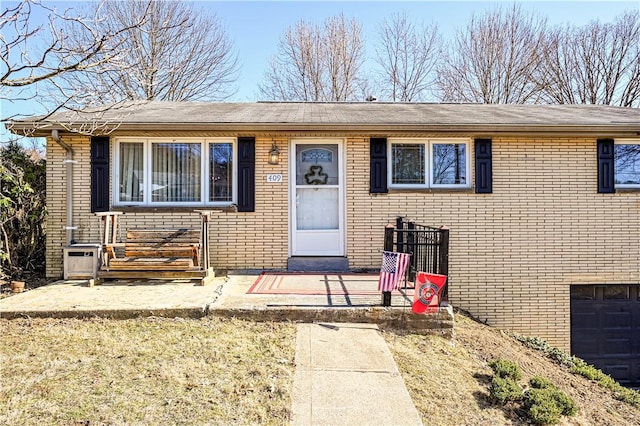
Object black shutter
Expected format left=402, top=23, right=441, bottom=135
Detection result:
left=370, top=138, right=388, bottom=193
left=597, top=139, right=615, bottom=194
left=237, top=137, right=256, bottom=212
left=91, top=136, right=110, bottom=212
left=475, top=138, right=492, bottom=194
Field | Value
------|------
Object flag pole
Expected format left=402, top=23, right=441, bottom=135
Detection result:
left=382, top=224, right=395, bottom=306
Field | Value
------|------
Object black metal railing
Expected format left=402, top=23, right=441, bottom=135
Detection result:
left=382, top=216, right=450, bottom=306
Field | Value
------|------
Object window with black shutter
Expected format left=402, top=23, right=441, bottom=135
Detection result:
left=475, top=138, right=492, bottom=194
left=597, top=139, right=615, bottom=193
left=237, top=137, right=256, bottom=212
left=91, top=136, right=110, bottom=212
left=110, top=137, right=249, bottom=208
left=370, top=138, right=388, bottom=193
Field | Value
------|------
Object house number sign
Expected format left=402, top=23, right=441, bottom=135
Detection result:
left=266, top=174, right=283, bottom=183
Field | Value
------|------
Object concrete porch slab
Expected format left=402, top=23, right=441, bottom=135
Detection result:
left=210, top=275, right=455, bottom=335
left=0, top=278, right=225, bottom=319
left=0, top=275, right=455, bottom=338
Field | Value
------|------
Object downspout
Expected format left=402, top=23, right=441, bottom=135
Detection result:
left=51, top=129, right=76, bottom=245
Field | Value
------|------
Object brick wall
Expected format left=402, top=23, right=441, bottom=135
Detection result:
left=346, top=136, right=640, bottom=350
left=46, top=134, right=640, bottom=350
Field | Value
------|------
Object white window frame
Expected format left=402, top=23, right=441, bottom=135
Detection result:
left=614, top=139, right=640, bottom=189
left=388, top=138, right=471, bottom=189
left=113, top=137, right=237, bottom=206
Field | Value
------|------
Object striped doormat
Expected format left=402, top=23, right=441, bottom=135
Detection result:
left=247, top=272, right=391, bottom=296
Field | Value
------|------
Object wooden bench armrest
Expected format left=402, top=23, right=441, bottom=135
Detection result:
left=191, top=245, right=199, bottom=267
left=102, top=242, right=125, bottom=260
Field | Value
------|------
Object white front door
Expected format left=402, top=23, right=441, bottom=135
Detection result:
left=290, top=139, right=345, bottom=256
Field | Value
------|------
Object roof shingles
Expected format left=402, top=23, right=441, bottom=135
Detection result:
left=6, top=102, right=640, bottom=135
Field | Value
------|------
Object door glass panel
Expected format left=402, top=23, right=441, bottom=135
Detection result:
left=296, top=144, right=339, bottom=185
left=296, top=188, right=339, bottom=230
left=295, top=143, right=339, bottom=231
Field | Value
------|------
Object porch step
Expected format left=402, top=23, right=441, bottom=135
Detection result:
left=287, top=257, right=349, bottom=272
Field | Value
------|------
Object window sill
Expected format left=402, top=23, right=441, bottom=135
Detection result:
left=115, top=205, right=238, bottom=213
left=387, top=187, right=475, bottom=194
left=614, top=188, right=640, bottom=193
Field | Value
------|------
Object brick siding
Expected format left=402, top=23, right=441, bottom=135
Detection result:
left=46, top=134, right=640, bottom=350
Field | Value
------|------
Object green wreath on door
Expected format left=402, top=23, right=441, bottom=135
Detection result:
left=304, top=165, right=328, bottom=185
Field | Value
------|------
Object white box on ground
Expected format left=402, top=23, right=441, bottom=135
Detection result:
left=63, top=244, right=101, bottom=279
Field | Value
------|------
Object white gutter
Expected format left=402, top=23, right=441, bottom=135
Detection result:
left=51, top=130, right=77, bottom=245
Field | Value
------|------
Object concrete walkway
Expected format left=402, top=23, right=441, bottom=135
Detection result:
left=292, top=322, right=423, bottom=425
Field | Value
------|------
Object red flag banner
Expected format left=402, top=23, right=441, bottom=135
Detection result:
left=378, top=251, right=411, bottom=292
left=412, top=272, right=447, bottom=314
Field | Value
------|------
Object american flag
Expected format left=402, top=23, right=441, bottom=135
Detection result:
left=378, top=251, right=411, bottom=292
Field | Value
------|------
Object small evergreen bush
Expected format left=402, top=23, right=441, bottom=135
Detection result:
left=553, top=390, right=578, bottom=416
left=489, top=376, right=523, bottom=404
left=526, top=390, right=563, bottom=425
left=513, top=334, right=576, bottom=367
left=486, top=359, right=578, bottom=425
left=525, top=387, right=577, bottom=425
left=571, top=360, right=640, bottom=407
left=529, top=376, right=555, bottom=389
left=514, top=334, right=640, bottom=409
left=489, top=359, right=522, bottom=380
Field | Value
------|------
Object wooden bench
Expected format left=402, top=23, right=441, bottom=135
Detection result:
left=96, top=211, right=214, bottom=285
left=99, top=231, right=213, bottom=285
left=106, top=229, right=201, bottom=271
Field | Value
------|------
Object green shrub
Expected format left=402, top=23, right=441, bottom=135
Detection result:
left=486, top=358, right=579, bottom=424
left=529, top=376, right=555, bottom=390
left=527, top=397, right=562, bottom=425
left=513, top=334, right=577, bottom=367
left=571, top=361, right=615, bottom=385
left=525, top=387, right=577, bottom=425
left=571, top=363, right=598, bottom=380
left=571, top=362, right=640, bottom=407
left=489, top=358, right=522, bottom=380
left=615, top=388, right=640, bottom=408
left=554, top=390, right=578, bottom=416
left=489, top=376, right=523, bottom=404
left=0, top=142, right=46, bottom=281
left=515, top=334, right=640, bottom=410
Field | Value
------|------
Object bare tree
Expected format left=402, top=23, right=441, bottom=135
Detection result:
left=1, top=0, right=143, bottom=122
left=437, top=4, right=547, bottom=104
left=62, top=0, right=239, bottom=104
left=324, top=14, right=366, bottom=101
left=260, top=21, right=324, bottom=101
left=537, top=10, right=640, bottom=107
left=375, top=12, right=442, bottom=102
left=259, top=14, right=365, bottom=101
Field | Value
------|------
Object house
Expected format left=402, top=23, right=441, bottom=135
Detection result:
left=7, top=101, right=640, bottom=386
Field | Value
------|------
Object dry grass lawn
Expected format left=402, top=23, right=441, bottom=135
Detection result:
left=2, top=313, right=639, bottom=425
left=0, top=317, right=296, bottom=425
left=384, top=312, right=640, bottom=425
